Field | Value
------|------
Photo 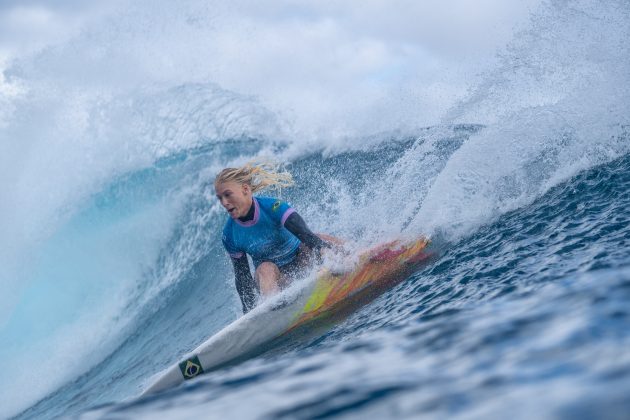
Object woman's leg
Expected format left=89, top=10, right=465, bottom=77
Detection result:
left=255, top=262, right=281, bottom=296
left=278, top=245, right=315, bottom=287
left=257, top=246, right=319, bottom=296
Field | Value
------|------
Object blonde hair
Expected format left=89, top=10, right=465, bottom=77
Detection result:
left=215, top=160, right=294, bottom=194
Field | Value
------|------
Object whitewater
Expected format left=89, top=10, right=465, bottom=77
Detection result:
left=1, top=0, right=629, bottom=418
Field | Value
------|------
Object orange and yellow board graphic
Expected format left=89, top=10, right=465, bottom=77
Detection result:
left=287, top=238, right=431, bottom=331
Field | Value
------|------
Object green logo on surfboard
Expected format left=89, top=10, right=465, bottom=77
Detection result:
left=272, top=201, right=281, bottom=212
left=179, top=355, right=204, bottom=380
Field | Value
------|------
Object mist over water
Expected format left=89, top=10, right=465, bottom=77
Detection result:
left=415, top=0, right=630, bottom=239
left=1, top=0, right=629, bottom=418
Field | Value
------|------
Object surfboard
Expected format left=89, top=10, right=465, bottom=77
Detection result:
left=142, top=237, right=431, bottom=396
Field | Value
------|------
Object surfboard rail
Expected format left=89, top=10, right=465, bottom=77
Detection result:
left=142, top=237, right=432, bottom=396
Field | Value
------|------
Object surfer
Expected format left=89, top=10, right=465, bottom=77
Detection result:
left=215, top=161, right=339, bottom=313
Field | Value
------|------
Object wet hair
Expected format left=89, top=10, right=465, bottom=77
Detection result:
left=214, top=160, right=294, bottom=193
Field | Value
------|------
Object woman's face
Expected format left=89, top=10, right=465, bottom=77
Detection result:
left=215, top=181, right=253, bottom=219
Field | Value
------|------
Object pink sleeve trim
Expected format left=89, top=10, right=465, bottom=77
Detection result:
left=280, top=208, right=296, bottom=226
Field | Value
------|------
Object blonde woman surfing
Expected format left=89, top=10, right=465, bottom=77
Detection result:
left=215, top=161, right=341, bottom=314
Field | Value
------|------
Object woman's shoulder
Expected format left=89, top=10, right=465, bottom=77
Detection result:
left=255, top=195, right=290, bottom=209
left=255, top=196, right=294, bottom=223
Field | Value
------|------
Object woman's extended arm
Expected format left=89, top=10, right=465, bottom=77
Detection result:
left=231, top=255, right=257, bottom=313
left=284, top=212, right=334, bottom=250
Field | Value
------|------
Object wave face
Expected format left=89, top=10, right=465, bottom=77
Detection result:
left=1, top=0, right=629, bottom=418
left=83, top=153, right=630, bottom=420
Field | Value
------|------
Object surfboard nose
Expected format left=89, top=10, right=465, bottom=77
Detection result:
left=142, top=364, right=185, bottom=396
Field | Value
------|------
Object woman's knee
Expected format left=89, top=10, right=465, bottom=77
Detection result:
left=256, top=261, right=280, bottom=278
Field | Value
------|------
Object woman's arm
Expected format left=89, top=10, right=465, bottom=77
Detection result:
left=284, top=212, right=346, bottom=252
left=231, top=255, right=257, bottom=313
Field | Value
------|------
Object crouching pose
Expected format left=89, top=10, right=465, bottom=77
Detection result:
left=215, top=161, right=339, bottom=313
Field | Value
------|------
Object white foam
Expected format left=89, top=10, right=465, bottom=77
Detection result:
left=381, top=0, right=630, bottom=241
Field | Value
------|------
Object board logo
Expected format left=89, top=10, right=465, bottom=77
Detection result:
left=179, top=355, right=204, bottom=380
left=272, top=200, right=282, bottom=212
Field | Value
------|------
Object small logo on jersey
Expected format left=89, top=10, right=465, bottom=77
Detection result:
left=179, top=356, right=204, bottom=380
left=272, top=201, right=282, bottom=212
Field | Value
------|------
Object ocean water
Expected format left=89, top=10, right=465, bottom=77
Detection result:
left=1, top=0, right=629, bottom=419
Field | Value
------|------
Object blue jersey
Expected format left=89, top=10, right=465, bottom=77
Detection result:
left=222, top=196, right=300, bottom=268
